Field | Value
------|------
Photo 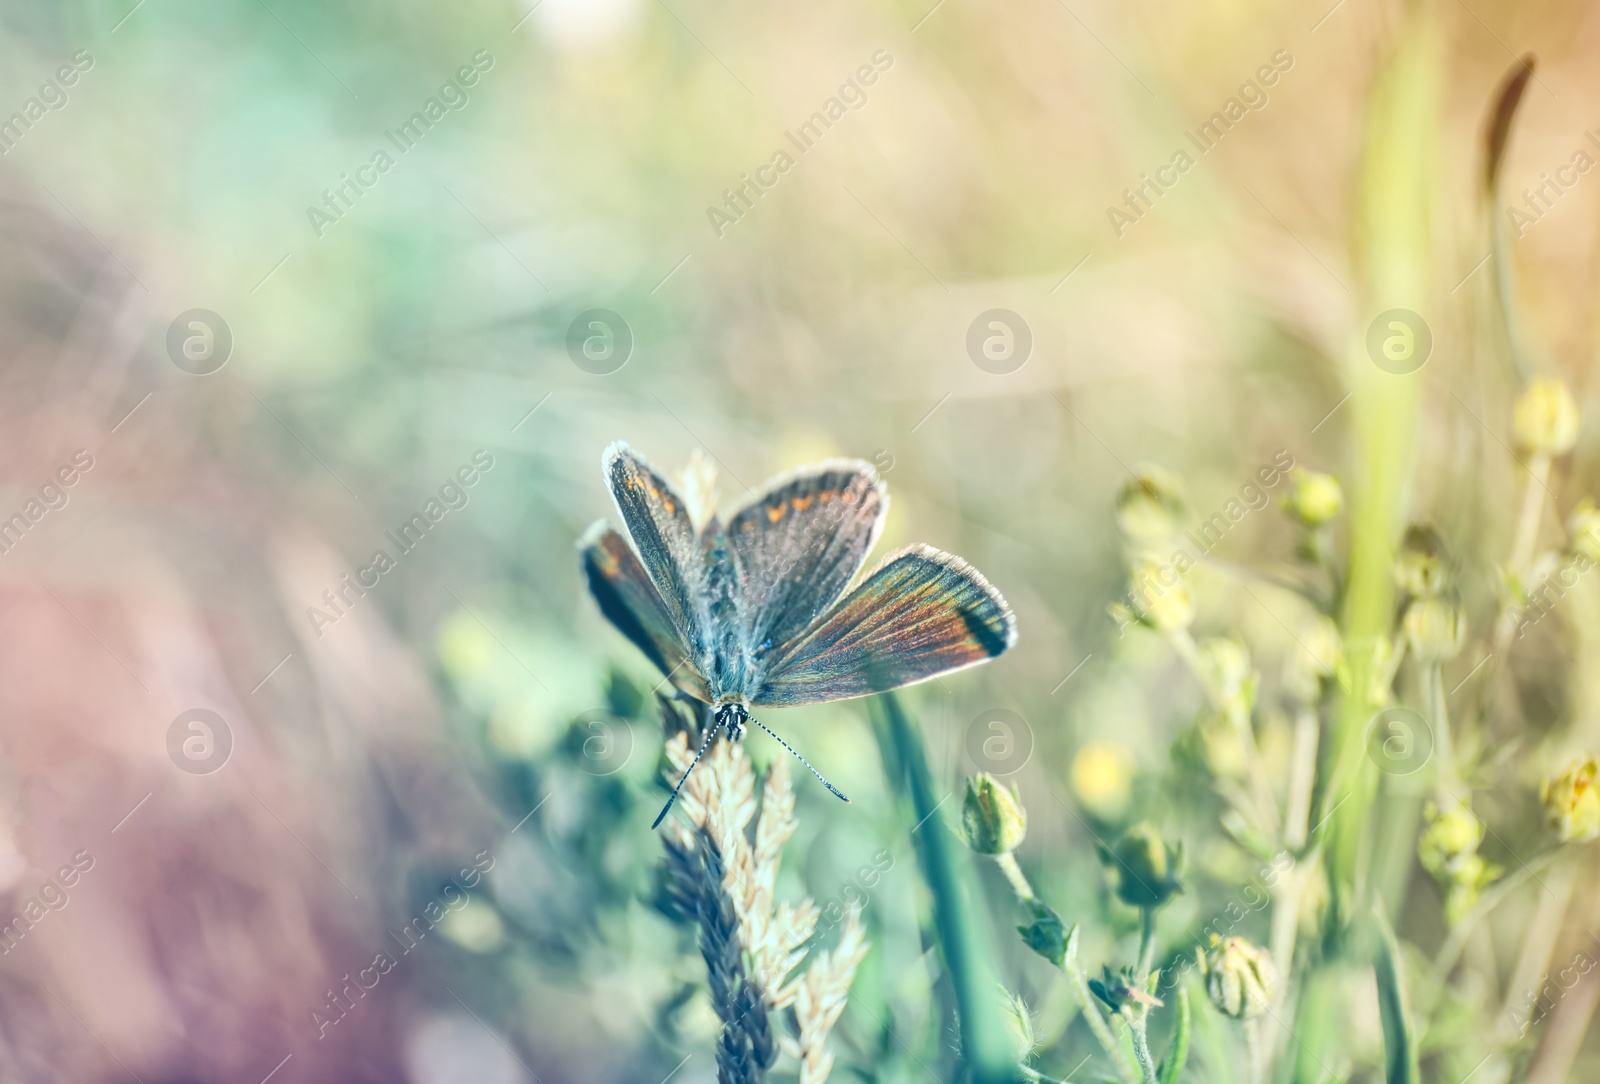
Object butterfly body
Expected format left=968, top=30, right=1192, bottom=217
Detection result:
left=696, top=522, right=761, bottom=704
left=580, top=441, right=1017, bottom=824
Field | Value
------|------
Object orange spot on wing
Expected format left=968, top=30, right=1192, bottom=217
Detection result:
left=766, top=501, right=788, bottom=522
left=791, top=495, right=815, bottom=512
left=643, top=482, right=676, bottom=514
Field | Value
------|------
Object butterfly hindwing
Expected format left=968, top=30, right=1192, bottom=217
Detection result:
left=753, top=544, right=1016, bottom=706
left=726, top=460, right=888, bottom=654
left=602, top=442, right=704, bottom=649
left=579, top=522, right=709, bottom=700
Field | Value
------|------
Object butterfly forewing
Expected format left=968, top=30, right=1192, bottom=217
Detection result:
left=753, top=544, right=1016, bottom=706
left=726, top=461, right=887, bottom=655
left=578, top=522, right=710, bottom=700
left=602, top=443, right=705, bottom=650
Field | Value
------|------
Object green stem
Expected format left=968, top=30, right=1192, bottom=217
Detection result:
left=1199, top=553, right=1324, bottom=608
left=1128, top=908, right=1160, bottom=1084
left=1245, top=1018, right=1265, bottom=1084
left=1489, top=457, right=1555, bottom=689
left=1491, top=165, right=1535, bottom=384
left=1136, top=907, right=1158, bottom=986
left=1430, top=849, right=1561, bottom=983
left=1129, top=1022, right=1159, bottom=1084
left=995, top=852, right=1036, bottom=904
left=1269, top=854, right=1312, bottom=1002
left=1166, top=628, right=1217, bottom=704
left=1419, top=662, right=1457, bottom=796
left=1509, top=453, right=1551, bottom=579
left=1488, top=453, right=1551, bottom=658
left=1271, top=703, right=1322, bottom=1005
left=1312, top=524, right=1344, bottom=608
left=1064, top=926, right=1142, bottom=1084
left=1167, top=629, right=1280, bottom=835
left=1284, top=706, right=1320, bottom=852
left=1500, top=863, right=1575, bottom=1036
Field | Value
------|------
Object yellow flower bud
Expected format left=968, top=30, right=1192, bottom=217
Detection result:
left=1195, top=638, right=1256, bottom=715
left=1071, top=741, right=1135, bottom=820
left=1445, top=853, right=1500, bottom=924
left=1281, top=468, right=1343, bottom=526
left=1401, top=598, right=1467, bottom=663
left=1203, top=935, right=1278, bottom=1020
left=1096, top=824, right=1183, bottom=910
left=1129, top=559, right=1194, bottom=632
left=1513, top=377, right=1580, bottom=456
left=1570, top=500, right=1600, bottom=563
left=962, top=773, right=1028, bottom=855
left=1542, top=758, right=1600, bottom=843
left=1116, top=468, right=1189, bottom=548
left=1418, top=801, right=1484, bottom=876
left=1197, top=712, right=1249, bottom=778
left=1284, top=613, right=1340, bottom=703
left=1395, top=524, right=1450, bottom=597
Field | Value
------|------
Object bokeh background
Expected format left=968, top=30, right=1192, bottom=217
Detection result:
left=2, top=0, right=1599, bottom=1081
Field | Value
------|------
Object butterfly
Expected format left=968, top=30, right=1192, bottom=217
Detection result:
left=579, top=442, right=1017, bottom=827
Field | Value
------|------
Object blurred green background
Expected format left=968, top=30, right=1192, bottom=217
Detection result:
left=1, top=0, right=1598, bottom=1081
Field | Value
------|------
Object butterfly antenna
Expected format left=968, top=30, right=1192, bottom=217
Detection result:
left=749, top=716, right=850, bottom=804
left=652, top=714, right=723, bottom=830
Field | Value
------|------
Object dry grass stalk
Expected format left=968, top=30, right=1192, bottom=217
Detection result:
left=658, top=698, right=868, bottom=1083
left=786, top=907, right=869, bottom=1084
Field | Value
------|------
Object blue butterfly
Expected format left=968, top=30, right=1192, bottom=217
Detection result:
left=579, top=442, right=1017, bottom=826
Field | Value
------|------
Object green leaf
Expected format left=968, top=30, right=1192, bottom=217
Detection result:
left=1483, top=55, right=1536, bottom=192
left=1157, top=988, right=1190, bottom=1084
left=1088, top=976, right=1116, bottom=1011
left=1018, top=898, right=1067, bottom=966
left=872, top=694, right=1023, bottom=1084
left=1325, top=4, right=1442, bottom=932
left=1374, top=911, right=1420, bottom=1084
